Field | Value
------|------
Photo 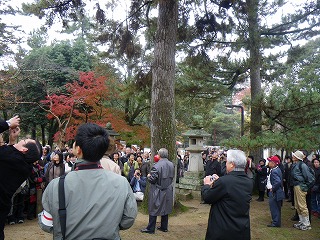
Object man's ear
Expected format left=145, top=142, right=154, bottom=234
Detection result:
left=75, top=145, right=83, bottom=158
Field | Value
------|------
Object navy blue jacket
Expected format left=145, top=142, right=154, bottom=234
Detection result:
left=130, top=176, right=146, bottom=193
left=270, top=166, right=285, bottom=201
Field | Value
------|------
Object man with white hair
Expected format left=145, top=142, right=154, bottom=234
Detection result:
left=141, top=148, right=174, bottom=234
left=202, top=149, right=253, bottom=240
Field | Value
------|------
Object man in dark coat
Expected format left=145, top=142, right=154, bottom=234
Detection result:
left=266, top=155, right=285, bottom=227
left=255, top=159, right=268, bottom=201
left=137, top=156, right=150, bottom=177
left=0, top=118, right=42, bottom=240
left=141, top=148, right=174, bottom=234
left=202, top=149, right=253, bottom=240
left=201, top=151, right=222, bottom=204
left=205, top=151, right=221, bottom=177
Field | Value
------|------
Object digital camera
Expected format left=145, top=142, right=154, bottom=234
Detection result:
left=210, top=175, right=217, bottom=181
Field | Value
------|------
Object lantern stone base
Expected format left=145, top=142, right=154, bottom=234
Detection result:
left=176, top=171, right=205, bottom=200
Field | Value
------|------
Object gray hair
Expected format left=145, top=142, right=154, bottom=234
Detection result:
left=158, top=148, right=168, bottom=159
left=227, top=149, right=247, bottom=171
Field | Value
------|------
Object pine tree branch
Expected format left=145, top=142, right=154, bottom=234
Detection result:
left=261, top=8, right=319, bottom=36
left=261, top=24, right=319, bottom=36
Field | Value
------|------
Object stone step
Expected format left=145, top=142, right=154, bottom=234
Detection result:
left=175, top=188, right=202, bottom=200
left=179, top=176, right=203, bottom=185
left=176, top=192, right=193, bottom=201
left=177, top=183, right=202, bottom=191
left=191, top=190, right=202, bottom=199
left=183, top=171, right=205, bottom=178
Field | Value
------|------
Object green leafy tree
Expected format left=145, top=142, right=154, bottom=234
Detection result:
left=175, top=0, right=320, bottom=159
left=14, top=38, right=94, bottom=145
left=223, top=37, right=320, bottom=152
left=19, top=0, right=320, bottom=157
left=0, top=0, right=21, bottom=60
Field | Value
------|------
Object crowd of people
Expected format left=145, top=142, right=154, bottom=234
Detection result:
left=0, top=117, right=176, bottom=239
left=1, top=115, right=320, bottom=240
left=6, top=140, right=159, bottom=226
left=37, top=124, right=174, bottom=239
left=256, top=151, right=319, bottom=230
left=38, top=123, right=137, bottom=239
left=201, top=147, right=320, bottom=239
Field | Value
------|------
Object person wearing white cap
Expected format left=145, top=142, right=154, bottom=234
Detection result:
left=291, top=150, right=312, bottom=230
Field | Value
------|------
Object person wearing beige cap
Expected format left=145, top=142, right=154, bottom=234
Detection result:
left=291, top=150, right=313, bottom=230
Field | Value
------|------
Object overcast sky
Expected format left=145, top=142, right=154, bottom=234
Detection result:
left=0, top=0, right=133, bottom=68
left=0, top=0, right=313, bottom=69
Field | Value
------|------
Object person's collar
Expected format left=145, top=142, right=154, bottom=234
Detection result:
left=228, top=170, right=245, bottom=175
left=75, top=158, right=99, bottom=165
left=233, top=167, right=244, bottom=172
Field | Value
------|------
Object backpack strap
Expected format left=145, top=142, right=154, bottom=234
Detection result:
left=59, top=174, right=67, bottom=240
left=298, top=161, right=303, bottom=173
left=298, top=161, right=308, bottom=181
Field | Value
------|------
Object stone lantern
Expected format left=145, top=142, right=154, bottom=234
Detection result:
left=183, top=128, right=211, bottom=172
left=105, top=122, right=119, bottom=139
left=176, top=116, right=211, bottom=200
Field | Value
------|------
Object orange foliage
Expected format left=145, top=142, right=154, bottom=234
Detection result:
left=41, top=71, right=150, bottom=145
left=130, top=125, right=151, bottom=147
left=41, top=94, right=74, bottom=120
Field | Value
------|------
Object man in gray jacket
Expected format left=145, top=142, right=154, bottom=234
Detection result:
left=291, top=150, right=313, bottom=231
left=141, top=148, right=174, bottom=234
left=39, top=123, right=137, bottom=240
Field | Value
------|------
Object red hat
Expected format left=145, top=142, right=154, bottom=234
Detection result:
left=154, top=154, right=160, bottom=162
left=267, top=155, right=280, bottom=165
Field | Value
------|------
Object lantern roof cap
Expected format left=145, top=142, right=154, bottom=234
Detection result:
left=182, top=128, right=211, bottom=137
left=105, top=122, right=120, bottom=136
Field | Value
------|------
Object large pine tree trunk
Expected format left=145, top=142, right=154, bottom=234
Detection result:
left=139, top=0, right=179, bottom=211
left=151, top=0, right=178, bottom=161
left=247, top=0, right=263, bottom=161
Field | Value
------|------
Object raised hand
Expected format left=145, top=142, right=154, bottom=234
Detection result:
left=8, top=115, right=20, bottom=129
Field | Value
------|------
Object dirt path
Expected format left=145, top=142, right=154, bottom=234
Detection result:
left=4, top=199, right=209, bottom=240
left=4, top=198, right=320, bottom=240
